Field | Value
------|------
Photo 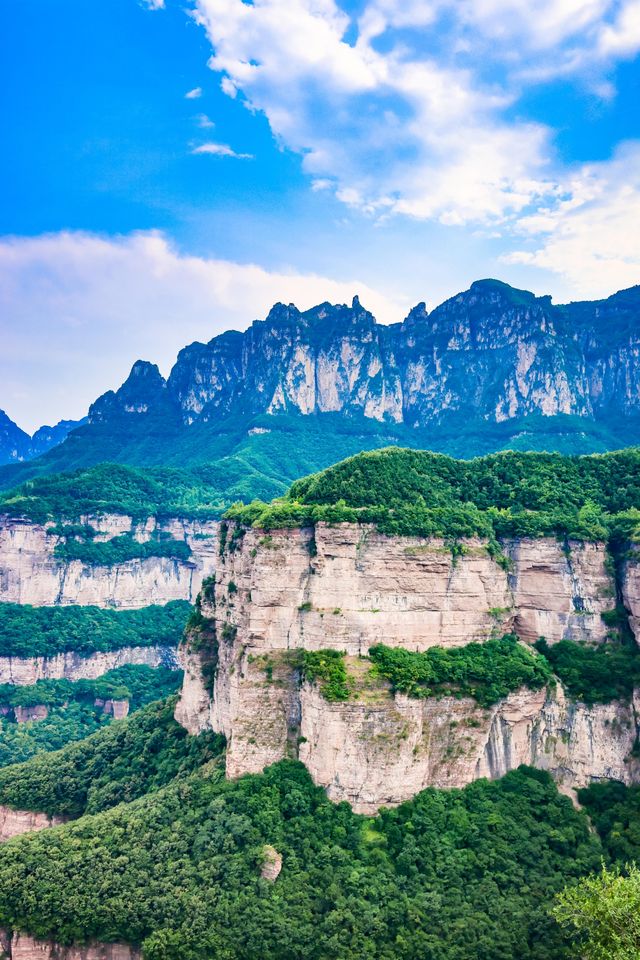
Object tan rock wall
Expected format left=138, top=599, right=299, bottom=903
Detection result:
left=0, top=644, right=177, bottom=685
left=0, top=806, right=67, bottom=843
left=0, top=516, right=218, bottom=608
left=1, top=932, right=139, bottom=959
left=175, top=523, right=636, bottom=811
left=214, top=524, right=614, bottom=655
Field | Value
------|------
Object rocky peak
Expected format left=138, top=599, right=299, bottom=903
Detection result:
left=40, top=279, right=640, bottom=439
left=89, top=361, right=168, bottom=423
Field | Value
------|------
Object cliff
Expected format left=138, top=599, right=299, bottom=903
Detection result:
left=2, top=281, right=640, bottom=494
left=0, top=644, right=177, bottom=685
left=0, top=515, right=218, bottom=608
left=0, top=807, right=67, bottom=843
left=176, top=522, right=640, bottom=812
left=94, top=282, right=640, bottom=431
left=0, top=930, right=139, bottom=959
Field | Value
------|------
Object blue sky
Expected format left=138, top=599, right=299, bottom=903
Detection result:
left=1, top=0, right=640, bottom=430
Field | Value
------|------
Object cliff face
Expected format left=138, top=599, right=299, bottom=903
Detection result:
left=0, top=644, right=177, bottom=685
left=0, top=807, right=67, bottom=843
left=0, top=930, right=139, bottom=959
left=0, top=515, right=218, bottom=608
left=175, top=522, right=640, bottom=813
left=90, top=282, right=640, bottom=432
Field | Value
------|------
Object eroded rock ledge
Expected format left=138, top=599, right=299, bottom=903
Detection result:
left=175, top=523, right=640, bottom=813
left=0, top=930, right=139, bottom=959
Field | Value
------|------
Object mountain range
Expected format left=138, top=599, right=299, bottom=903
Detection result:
left=0, top=411, right=85, bottom=468
left=2, top=278, right=639, bottom=494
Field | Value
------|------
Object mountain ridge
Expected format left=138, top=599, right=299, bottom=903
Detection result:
left=1, top=277, right=639, bottom=493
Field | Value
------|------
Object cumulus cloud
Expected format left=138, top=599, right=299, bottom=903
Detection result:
left=188, top=0, right=640, bottom=295
left=185, top=86, right=203, bottom=99
left=504, top=143, right=640, bottom=297
left=193, top=0, right=555, bottom=226
left=0, top=231, right=407, bottom=431
left=192, top=141, right=253, bottom=158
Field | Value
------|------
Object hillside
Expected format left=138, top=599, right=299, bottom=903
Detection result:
left=2, top=279, right=640, bottom=492
left=226, top=446, right=640, bottom=541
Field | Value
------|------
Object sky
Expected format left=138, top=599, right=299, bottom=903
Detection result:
left=1, top=0, right=640, bottom=431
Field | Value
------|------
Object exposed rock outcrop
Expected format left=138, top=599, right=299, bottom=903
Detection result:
left=92, top=282, right=640, bottom=431
left=0, top=644, right=177, bottom=685
left=0, top=806, right=67, bottom=843
left=0, top=515, right=218, bottom=608
left=0, top=931, right=139, bottom=959
left=176, top=522, right=640, bottom=812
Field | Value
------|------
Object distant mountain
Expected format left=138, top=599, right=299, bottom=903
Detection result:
left=0, top=410, right=86, bottom=467
left=1, top=278, right=639, bottom=492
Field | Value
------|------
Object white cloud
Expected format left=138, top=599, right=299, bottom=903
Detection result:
left=185, top=86, right=203, bottom=99
left=192, top=141, right=253, bottom=158
left=188, top=0, right=640, bottom=294
left=141, top=0, right=165, bottom=9
left=504, top=143, right=640, bottom=297
left=196, top=113, right=215, bottom=128
left=598, top=0, right=640, bottom=57
left=0, top=231, right=407, bottom=432
left=193, top=0, right=555, bottom=226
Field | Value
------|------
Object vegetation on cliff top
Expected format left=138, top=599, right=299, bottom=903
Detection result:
left=0, top=760, right=600, bottom=959
left=225, top=447, right=640, bottom=542
left=0, top=600, right=191, bottom=658
left=0, top=696, right=224, bottom=817
left=4, top=446, right=640, bottom=543
left=0, top=664, right=181, bottom=711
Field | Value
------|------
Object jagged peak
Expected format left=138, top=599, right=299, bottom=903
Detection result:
left=125, top=360, right=165, bottom=383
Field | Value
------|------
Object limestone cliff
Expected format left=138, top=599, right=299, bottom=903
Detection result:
left=0, top=515, right=218, bottom=608
left=176, top=522, right=640, bottom=812
left=94, top=281, right=640, bottom=432
left=0, top=644, right=177, bottom=685
left=0, top=930, right=139, bottom=959
left=0, top=807, right=67, bottom=843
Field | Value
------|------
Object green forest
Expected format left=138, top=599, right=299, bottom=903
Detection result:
left=3, top=434, right=640, bottom=535
left=226, top=447, right=640, bottom=543
left=0, top=753, right=606, bottom=960
left=0, top=666, right=182, bottom=768
left=0, top=600, right=191, bottom=657
left=0, top=697, right=224, bottom=817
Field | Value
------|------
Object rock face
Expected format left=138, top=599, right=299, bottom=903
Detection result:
left=0, top=515, right=218, bottom=608
left=176, top=522, right=640, bottom=813
left=0, top=931, right=139, bottom=959
left=0, top=644, right=177, bottom=685
left=90, top=281, right=640, bottom=432
left=0, top=806, right=67, bottom=843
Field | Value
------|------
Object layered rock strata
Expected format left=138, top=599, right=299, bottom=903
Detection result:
left=176, top=522, right=640, bottom=812
left=0, top=931, right=139, bottom=959
left=0, top=644, right=177, bottom=685
left=0, top=807, right=67, bottom=843
left=0, top=515, right=218, bottom=608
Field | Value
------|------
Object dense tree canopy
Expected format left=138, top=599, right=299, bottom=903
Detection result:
left=0, top=601, right=191, bottom=657
left=226, top=447, right=640, bottom=542
left=0, top=762, right=601, bottom=960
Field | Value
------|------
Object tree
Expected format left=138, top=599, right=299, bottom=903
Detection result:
left=554, top=863, right=640, bottom=959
